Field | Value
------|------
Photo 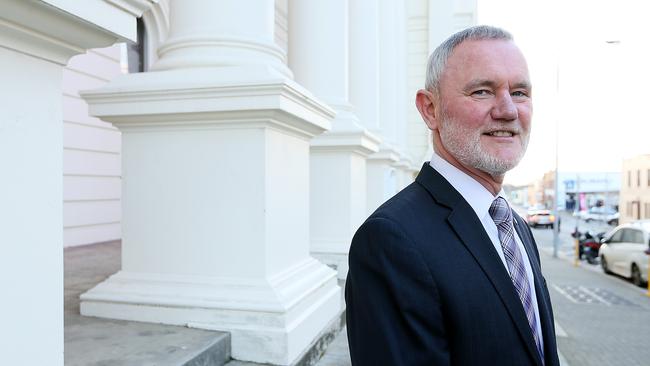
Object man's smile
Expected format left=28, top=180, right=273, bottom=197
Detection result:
left=485, top=130, right=516, bottom=137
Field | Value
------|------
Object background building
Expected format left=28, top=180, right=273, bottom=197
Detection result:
left=540, top=170, right=620, bottom=211
left=504, top=184, right=533, bottom=207
left=620, top=154, right=650, bottom=223
left=1, top=0, right=477, bottom=364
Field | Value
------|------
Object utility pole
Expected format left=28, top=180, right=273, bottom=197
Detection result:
left=553, top=148, right=560, bottom=258
left=553, top=65, right=560, bottom=258
left=573, top=174, right=581, bottom=267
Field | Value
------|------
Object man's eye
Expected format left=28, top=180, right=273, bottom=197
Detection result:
left=511, top=90, right=529, bottom=97
left=471, top=89, right=490, bottom=96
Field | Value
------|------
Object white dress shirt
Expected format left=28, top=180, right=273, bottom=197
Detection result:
left=429, top=153, right=544, bottom=349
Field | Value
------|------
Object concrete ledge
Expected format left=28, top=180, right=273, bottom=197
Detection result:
left=65, top=241, right=232, bottom=366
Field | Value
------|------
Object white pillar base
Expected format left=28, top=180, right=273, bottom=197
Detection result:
left=367, top=144, right=401, bottom=214
left=81, top=258, right=340, bottom=365
left=393, top=152, right=416, bottom=191
left=81, top=66, right=341, bottom=365
left=310, top=108, right=380, bottom=279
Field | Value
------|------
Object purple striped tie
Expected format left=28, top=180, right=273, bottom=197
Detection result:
left=489, top=197, right=544, bottom=363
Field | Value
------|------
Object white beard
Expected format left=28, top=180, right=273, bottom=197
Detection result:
left=438, top=113, right=529, bottom=177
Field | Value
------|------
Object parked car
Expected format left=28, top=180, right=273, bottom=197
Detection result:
left=576, top=207, right=619, bottom=225
left=526, top=208, right=556, bottom=229
left=598, top=221, right=650, bottom=287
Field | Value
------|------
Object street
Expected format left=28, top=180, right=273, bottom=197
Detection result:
left=530, top=211, right=650, bottom=366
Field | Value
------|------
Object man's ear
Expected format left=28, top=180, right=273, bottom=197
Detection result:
left=415, top=89, right=439, bottom=131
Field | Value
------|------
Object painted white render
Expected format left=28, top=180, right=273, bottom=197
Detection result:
left=0, top=1, right=151, bottom=364
left=63, top=45, right=123, bottom=247
left=1, top=0, right=477, bottom=364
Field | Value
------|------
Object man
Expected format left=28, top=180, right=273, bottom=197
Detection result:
left=345, top=25, right=560, bottom=366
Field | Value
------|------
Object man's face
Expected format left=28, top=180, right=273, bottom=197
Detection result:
left=435, top=39, right=532, bottom=177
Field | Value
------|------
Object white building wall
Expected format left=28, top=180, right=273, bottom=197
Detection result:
left=406, top=0, right=430, bottom=164
left=63, top=45, right=123, bottom=247
left=620, top=155, right=650, bottom=223
left=557, top=172, right=621, bottom=210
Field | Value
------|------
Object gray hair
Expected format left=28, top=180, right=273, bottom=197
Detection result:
left=425, top=25, right=513, bottom=92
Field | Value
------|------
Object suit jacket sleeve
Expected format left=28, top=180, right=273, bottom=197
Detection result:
left=346, top=217, right=450, bottom=366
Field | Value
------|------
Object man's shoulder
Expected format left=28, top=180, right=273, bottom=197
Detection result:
left=367, top=181, right=444, bottom=227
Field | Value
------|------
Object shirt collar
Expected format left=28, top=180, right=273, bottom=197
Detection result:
left=429, top=152, right=506, bottom=218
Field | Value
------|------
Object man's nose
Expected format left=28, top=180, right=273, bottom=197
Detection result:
left=491, top=93, right=518, bottom=121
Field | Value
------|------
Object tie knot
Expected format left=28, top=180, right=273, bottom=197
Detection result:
left=489, top=197, right=513, bottom=226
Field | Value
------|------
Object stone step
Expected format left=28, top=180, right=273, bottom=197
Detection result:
left=65, top=241, right=231, bottom=366
left=65, top=316, right=231, bottom=366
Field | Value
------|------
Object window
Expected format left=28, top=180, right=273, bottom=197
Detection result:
left=637, top=170, right=641, bottom=187
left=609, top=229, right=624, bottom=243
left=628, top=170, right=631, bottom=187
left=622, top=229, right=644, bottom=244
left=647, top=169, right=650, bottom=186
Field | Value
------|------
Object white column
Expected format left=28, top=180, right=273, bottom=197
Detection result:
left=289, top=0, right=380, bottom=278
left=349, top=0, right=380, bottom=133
left=389, top=1, right=416, bottom=189
left=348, top=0, right=399, bottom=213
left=428, top=0, right=455, bottom=53
left=1, top=44, right=65, bottom=366
left=362, top=0, right=408, bottom=213
left=151, top=0, right=290, bottom=76
left=0, top=1, right=147, bottom=365
left=80, top=1, right=341, bottom=364
left=406, top=0, right=434, bottom=166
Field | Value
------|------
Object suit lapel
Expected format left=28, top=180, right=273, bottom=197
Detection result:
left=416, top=164, right=543, bottom=366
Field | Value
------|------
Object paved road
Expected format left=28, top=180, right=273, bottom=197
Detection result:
left=530, top=212, right=650, bottom=366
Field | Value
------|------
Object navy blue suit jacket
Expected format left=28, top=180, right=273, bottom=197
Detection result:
left=346, top=163, right=560, bottom=366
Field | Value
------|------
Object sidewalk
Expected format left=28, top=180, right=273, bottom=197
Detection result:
left=536, top=232, right=650, bottom=366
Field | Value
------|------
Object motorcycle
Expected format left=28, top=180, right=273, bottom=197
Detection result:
left=571, top=228, right=605, bottom=264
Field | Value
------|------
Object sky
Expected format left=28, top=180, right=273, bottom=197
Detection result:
left=477, top=0, right=650, bottom=186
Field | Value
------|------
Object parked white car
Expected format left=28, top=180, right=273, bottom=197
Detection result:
left=576, top=207, right=619, bottom=225
left=526, top=209, right=556, bottom=229
left=599, top=221, right=650, bottom=286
